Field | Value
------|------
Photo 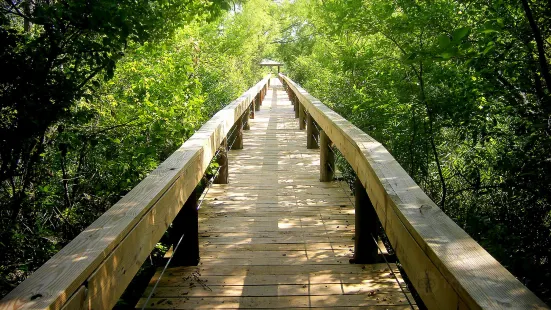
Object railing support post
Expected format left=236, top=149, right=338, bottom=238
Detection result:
left=319, top=130, right=334, bottom=182
left=243, top=106, right=250, bottom=130
left=260, top=88, right=264, bottom=105
left=350, top=176, right=380, bottom=264
left=299, top=104, right=305, bottom=130
left=255, top=93, right=260, bottom=111
left=250, top=101, right=255, bottom=119
left=306, top=114, right=319, bottom=149
left=294, top=95, right=299, bottom=119
left=231, top=116, right=243, bottom=150
left=214, top=138, right=228, bottom=184
left=170, top=189, right=199, bottom=266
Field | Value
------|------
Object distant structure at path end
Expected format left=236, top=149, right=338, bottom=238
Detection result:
left=259, top=59, right=283, bottom=73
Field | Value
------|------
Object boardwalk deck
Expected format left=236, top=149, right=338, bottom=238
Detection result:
left=136, top=79, right=416, bottom=309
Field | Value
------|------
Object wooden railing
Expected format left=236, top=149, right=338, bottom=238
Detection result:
left=0, top=76, right=270, bottom=310
left=279, top=74, right=548, bottom=310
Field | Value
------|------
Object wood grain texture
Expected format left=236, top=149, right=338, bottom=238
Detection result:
left=0, top=76, right=271, bottom=310
left=279, top=74, right=548, bottom=309
left=137, top=78, right=412, bottom=310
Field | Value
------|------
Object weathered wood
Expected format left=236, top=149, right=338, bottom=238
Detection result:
left=261, top=87, right=265, bottom=101
left=260, top=87, right=264, bottom=102
left=60, top=286, right=86, bottom=310
left=0, top=76, right=270, bottom=310
left=250, top=101, right=256, bottom=119
left=319, top=130, right=334, bottom=182
left=255, top=93, right=261, bottom=111
left=299, top=103, right=305, bottom=130
left=139, top=295, right=413, bottom=309
left=306, top=113, right=319, bottom=149
left=294, top=94, right=299, bottom=118
left=350, top=177, right=379, bottom=264
left=279, top=74, right=548, bottom=310
left=243, top=106, right=251, bottom=130
left=214, top=138, right=228, bottom=184
left=230, top=117, right=243, bottom=150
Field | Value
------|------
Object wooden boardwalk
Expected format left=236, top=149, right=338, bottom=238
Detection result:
left=136, top=79, right=416, bottom=309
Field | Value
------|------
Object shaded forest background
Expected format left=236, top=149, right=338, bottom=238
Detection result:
left=1, top=0, right=550, bottom=306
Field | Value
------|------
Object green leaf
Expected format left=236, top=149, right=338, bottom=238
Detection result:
left=437, top=34, right=451, bottom=49
left=441, top=52, right=454, bottom=60
left=483, top=44, right=495, bottom=55
left=452, top=27, right=471, bottom=43
left=479, top=21, right=501, bottom=34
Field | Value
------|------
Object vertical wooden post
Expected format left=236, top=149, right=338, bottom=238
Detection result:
left=214, top=138, right=228, bottom=184
left=243, top=106, right=251, bottom=130
left=231, top=116, right=243, bottom=150
left=299, top=104, right=305, bottom=130
left=250, top=101, right=255, bottom=119
left=319, top=130, right=334, bottom=182
left=260, top=87, right=264, bottom=102
left=260, top=88, right=264, bottom=105
left=306, top=114, right=319, bottom=149
left=255, top=93, right=260, bottom=111
left=170, top=189, right=199, bottom=266
left=295, top=96, right=299, bottom=117
left=350, top=177, right=380, bottom=264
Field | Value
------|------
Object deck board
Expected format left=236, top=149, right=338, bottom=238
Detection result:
left=136, top=79, right=415, bottom=309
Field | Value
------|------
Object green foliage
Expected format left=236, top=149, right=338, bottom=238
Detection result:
left=0, top=0, right=277, bottom=297
left=275, top=0, right=551, bottom=303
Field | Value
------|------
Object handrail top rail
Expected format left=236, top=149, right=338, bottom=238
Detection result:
left=279, top=73, right=548, bottom=310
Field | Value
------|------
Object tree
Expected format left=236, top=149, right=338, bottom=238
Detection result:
left=274, top=0, right=551, bottom=303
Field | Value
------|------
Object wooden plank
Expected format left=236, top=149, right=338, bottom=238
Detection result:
left=197, top=249, right=353, bottom=258
left=280, top=74, right=548, bottom=309
left=194, top=257, right=353, bottom=266
left=199, top=243, right=350, bottom=252
left=148, top=273, right=404, bottom=287
left=137, top=294, right=411, bottom=309
left=149, top=264, right=397, bottom=276
left=145, top=284, right=407, bottom=297
left=0, top=76, right=271, bottom=310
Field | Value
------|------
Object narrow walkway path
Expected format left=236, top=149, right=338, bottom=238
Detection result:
left=137, top=79, right=415, bottom=309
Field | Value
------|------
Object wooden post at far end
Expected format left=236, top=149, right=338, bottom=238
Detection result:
left=170, top=189, right=199, bottom=266
left=214, top=138, right=228, bottom=184
left=350, top=177, right=380, bottom=264
left=319, top=130, right=334, bottom=182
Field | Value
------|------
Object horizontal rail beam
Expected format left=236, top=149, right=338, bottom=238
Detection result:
left=279, top=74, right=547, bottom=310
left=0, top=75, right=271, bottom=310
